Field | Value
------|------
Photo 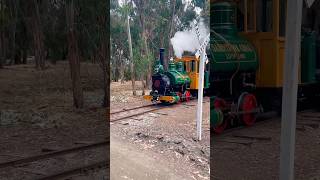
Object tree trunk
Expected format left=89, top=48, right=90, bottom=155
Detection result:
left=1, top=35, right=7, bottom=67
left=0, top=0, right=4, bottom=69
left=138, top=0, right=151, bottom=90
left=20, top=20, right=28, bottom=65
left=14, top=50, right=21, bottom=64
left=32, top=0, right=45, bottom=70
left=9, top=0, right=18, bottom=65
left=22, top=49, right=27, bottom=64
left=96, top=9, right=109, bottom=109
left=133, top=0, right=151, bottom=91
left=114, top=50, right=120, bottom=82
left=126, top=14, right=136, bottom=95
left=0, top=30, right=3, bottom=68
left=167, top=0, right=176, bottom=64
left=141, top=78, right=146, bottom=96
left=142, top=30, right=152, bottom=89
left=99, top=41, right=109, bottom=108
left=66, top=0, right=84, bottom=109
left=119, top=54, right=125, bottom=84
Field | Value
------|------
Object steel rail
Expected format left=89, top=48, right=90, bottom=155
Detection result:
left=110, top=106, right=168, bottom=122
left=0, top=141, right=108, bottom=169
left=213, top=111, right=278, bottom=137
left=35, top=160, right=108, bottom=180
left=110, top=104, right=156, bottom=115
left=110, top=98, right=210, bottom=123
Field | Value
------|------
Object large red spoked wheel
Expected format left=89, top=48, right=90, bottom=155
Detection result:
left=238, top=93, right=258, bottom=126
left=213, top=98, right=228, bottom=134
left=184, top=91, right=191, bottom=102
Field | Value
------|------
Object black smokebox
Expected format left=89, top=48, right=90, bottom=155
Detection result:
left=159, top=48, right=165, bottom=65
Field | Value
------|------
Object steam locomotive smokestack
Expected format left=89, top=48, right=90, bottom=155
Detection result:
left=159, top=48, right=165, bottom=65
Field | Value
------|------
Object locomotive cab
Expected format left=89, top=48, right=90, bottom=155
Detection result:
left=231, top=0, right=319, bottom=110
left=174, top=56, right=210, bottom=94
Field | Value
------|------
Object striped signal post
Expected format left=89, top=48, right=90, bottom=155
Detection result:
left=193, top=19, right=209, bottom=64
left=193, top=19, right=210, bottom=141
left=280, top=0, right=307, bottom=179
left=195, top=34, right=210, bottom=141
left=281, top=1, right=316, bottom=179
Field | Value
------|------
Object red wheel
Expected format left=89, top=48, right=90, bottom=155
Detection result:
left=213, top=115, right=228, bottom=134
left=239, top=93, right=258, bottom=126
left=212, top=98, right=228, bottom=134
left=185, top=91, right=191, bottom=101
left=214, top=98, right=226, bottom=108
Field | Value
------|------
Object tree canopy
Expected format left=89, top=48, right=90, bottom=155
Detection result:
left=110, top=0, right=209, bottom=85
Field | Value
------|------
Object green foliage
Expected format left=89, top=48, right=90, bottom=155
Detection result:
left=110, top=0, right=208, bottom=82
left=43, top=1, right=67, bottom=60
left=76, top=0, right=108, bottom=61
left=1, top=0, right=108, bottom=62
left=0, top=2, right=10, bottom=30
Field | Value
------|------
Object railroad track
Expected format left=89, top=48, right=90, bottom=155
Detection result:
left=110, top=98, right=210, bottom=123
left=212, top=110, right=320, bottom=148
left=214, top=109, right=320, bottom=137
left=36, top=160, right=108, bottom=180
left=110, top=104, right=156, bottom=115
left=0, top=141, right=108, bottom=179
left=110, top=104, right=168, bottom=123
left=213, top=111, right=279, bottom=137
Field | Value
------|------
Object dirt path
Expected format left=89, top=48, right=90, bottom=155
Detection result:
left=0, top=63, right=107, bottom=179
left=111, top=135, right=194, bottom=180
left=110, top=81, right=210, bottom=180
left=212, top=110, right=320, bottom=180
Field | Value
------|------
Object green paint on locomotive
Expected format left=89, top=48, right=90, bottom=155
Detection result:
left=301, top=31, right=317, bottom=83
left=209, top=1, right=318, bottom=131
left=165, top=61, right=191, bottom=87
left=210, top=96, right=224, bottom=126
left=210, top=1, right=258, bottom=73
left=210, top=1, right=259, bottom=129
left=204, top=71, right=210, bottom=89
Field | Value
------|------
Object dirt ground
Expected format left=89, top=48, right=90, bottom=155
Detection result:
left=0, top=61, right=108, bottom=179
left=111, top=82, right=320, bottom=180
left=212, top=110, right=320, bottom=180
left=110, top=81, right=210, bottom=180
left=110, top=81, right=151, bottom=110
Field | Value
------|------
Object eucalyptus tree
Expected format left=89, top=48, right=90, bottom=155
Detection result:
left=0, top=0, right=9, bottom=68
left=76, top=0, right=109, bottom=106
left=125, top=0, right=136, bottom=95
left=66, top=0, right=83, bottom=108
left=31, top=0, right=46, bottom=69
left=110, top=2, right=129, bottom=83
left=110, top=0, right=208, bottom=94
left=111, top=0, right=140, bottom=95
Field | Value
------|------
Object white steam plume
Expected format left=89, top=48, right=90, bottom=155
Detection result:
left=170, top=18, right=209, bottom=58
